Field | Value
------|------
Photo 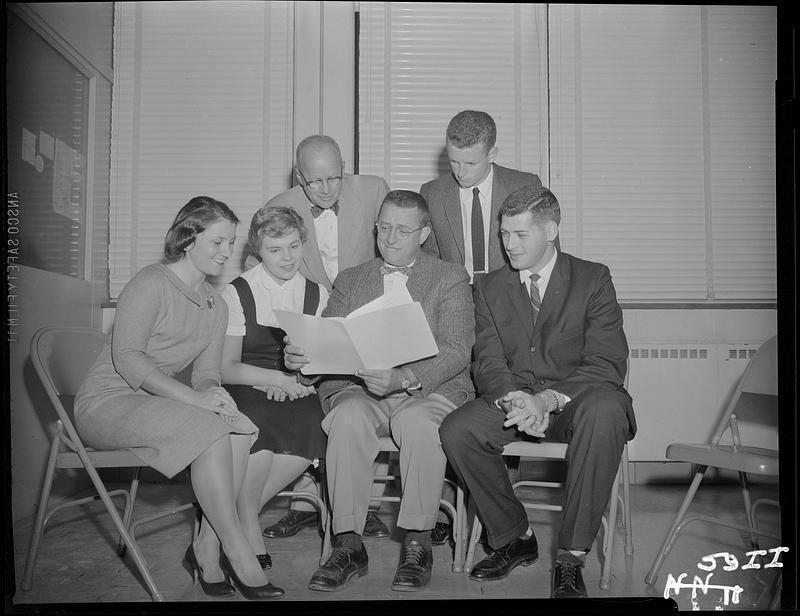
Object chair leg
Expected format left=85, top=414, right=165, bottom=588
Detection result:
left=600, top=463, right=622, bottom=590
left=464, top=514, right=483, bottom=575
left=117, top=467, right=142, bottom=557
left=21, top=437, right=60, bottom=591
left=645, top=465, right=708, bottom=586
left=738, top=471, right=760, bottom=549
left=452, top=482, right=466, bottom=573
left=621, top=446, right=634, bottom=556
left=317, top=458, right=332, bottom=565
left=79, top=452, right=165, bottom=601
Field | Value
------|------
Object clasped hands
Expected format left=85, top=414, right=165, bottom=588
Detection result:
left=195, top=386, right=239, bottom=424
left=283, top=335, right=409, bottom=397
left=499, top=390, right=553, bottom=438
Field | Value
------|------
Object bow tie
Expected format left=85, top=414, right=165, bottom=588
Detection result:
left=311, top=202, right=339, bottom=218
left=379, top=262, right=413, bottom=277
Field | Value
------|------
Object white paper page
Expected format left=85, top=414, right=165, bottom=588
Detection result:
left=346, top=284, right=413, bottom=319
left=274, top=310, right=365, bottom=375
left=344, top=302, right=439, bottom=369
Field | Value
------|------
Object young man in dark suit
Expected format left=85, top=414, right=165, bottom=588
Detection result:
left=440, top=185, right=636, bottom=598
left=285, top=190, right=475, bottom=592
left=420, top=110, right=544, bottom=284
left=420, top=110, right=547, bottom=544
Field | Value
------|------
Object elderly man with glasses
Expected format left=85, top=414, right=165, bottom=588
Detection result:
left=284, top=190, right=475, bottom=593
left=249, top=135, right=392, bottom=548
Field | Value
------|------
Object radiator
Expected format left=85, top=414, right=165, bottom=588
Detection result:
left=626, top=342, right=777, bottom=462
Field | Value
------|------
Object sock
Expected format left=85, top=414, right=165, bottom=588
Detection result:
left=520, top=527, right=533, bottom=539
left=558, top=548, right=587, bottom=564
left=336, top=532, right=363, bottom=551
left=405, top=529, right=432, bottom=549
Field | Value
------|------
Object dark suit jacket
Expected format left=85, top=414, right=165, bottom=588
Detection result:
left=245, top=174, right=389, bottom=290
left=419, top=164, right=543, bottom=271
left=473, top=251, right=636, bottom=436
left=317, top=251, right=475, bottom=411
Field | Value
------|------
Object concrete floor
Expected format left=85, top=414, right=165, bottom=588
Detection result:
left=8, top=475, right=783, bottom=611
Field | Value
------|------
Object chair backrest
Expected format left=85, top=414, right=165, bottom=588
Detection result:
left=31, top=326, right=107, bottom=431
left=711, top=335, right=778, bottom=445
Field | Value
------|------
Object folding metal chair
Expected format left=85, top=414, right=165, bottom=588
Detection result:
left=645, top=335, right=779, bottom=586
left=23, top=326, right=175, bottom=601
left=463, top=366, right=634, bottom=590
left=463, top=441, right=633, bottom=590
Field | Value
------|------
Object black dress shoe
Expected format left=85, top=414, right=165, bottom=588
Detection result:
left=551, top=553, right=587, bottom=598
left=469, top=532, right=539, bottom=581
left=183, top=545, right=236, bottom=597
left=391, top=541, right=433, bottom=591
left=431, top=521, right=452, bottom=546
left=262, top=510, right=319, bottom=538
left=219, top=553, right=284, bottom=600
left=308, top=545, right=369, bottom=592
left=363, top=510, right=390, bottom=537
left=256, top=553, right=272, bottom=570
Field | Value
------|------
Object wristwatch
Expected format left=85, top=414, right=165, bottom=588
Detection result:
left=401, top=371, right=422, bottom=393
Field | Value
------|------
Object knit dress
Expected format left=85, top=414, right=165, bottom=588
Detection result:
left=75, top=263, right=258, bottom=478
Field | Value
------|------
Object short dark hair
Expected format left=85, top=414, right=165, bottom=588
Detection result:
left=163, top=196, right=239, bottom=263
left=379, top=190, right=431, bottom=227
left=500, top=186, right=561, bottom=226
left=248, top=206, right=308, bottom=256
left=446, top=110, right=497, bottom=150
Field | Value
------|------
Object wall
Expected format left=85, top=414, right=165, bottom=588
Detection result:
left=8, top=2, right=114, bottom=524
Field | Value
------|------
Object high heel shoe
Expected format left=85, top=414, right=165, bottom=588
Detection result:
left=256, top=552, right=272, bottom=570
left=184, top=544, right=236, bottom=597
left=219, top=552, right=284, bottom=600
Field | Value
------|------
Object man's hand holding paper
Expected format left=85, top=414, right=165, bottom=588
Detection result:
left=274, top=300, right=439, bottom=375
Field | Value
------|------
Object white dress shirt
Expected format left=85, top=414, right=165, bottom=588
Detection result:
left=313, top=208, right=339, bottom=283
left=221, top=266, right=329, bottom=336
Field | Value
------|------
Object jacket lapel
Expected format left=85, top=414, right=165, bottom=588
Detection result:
left=296, top=197, right=333, bottom=289
left=405, top=251, right=432, bottom=301
left=504, top=268, right=534, bottom=341
left=336, top=175, right=359, bottom=271
left=441, top=177, right=465, bottom=263
left=535, top=252, right=568, bottom=330
left=488, top=164, right=507, bottom=271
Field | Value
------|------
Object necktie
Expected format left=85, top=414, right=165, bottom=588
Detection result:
left=471, top=187, right=485, bottom=275
left=380, top=262, right=413, bottom=277
left=311, top=202, right=339, bottom=218
left=529, top=273, right=541, bottom=325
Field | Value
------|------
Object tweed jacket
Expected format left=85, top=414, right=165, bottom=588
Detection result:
left=246, top=174, right=389, bottom=290
left=473, top=251, right=636, bottom=438
left=420, top=164, right=543, bottom=271
left=317, top=251, right=475, bottom=411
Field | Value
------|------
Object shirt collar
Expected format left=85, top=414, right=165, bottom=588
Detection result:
left=459, top=164, right=494, bottom=198
left=256, top=264, right=302, bottom=290
left=518, top=248, right=558, bottom=288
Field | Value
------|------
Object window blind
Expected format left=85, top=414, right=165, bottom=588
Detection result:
left=361, top=2, right=776, bottom=302
left=706, top=6, right=776, bottom=300
left=358, top=2, right=548, bottom=190
left=548, top=4, right=775, bottom=302
left=109, top=1, right=294, bottom=298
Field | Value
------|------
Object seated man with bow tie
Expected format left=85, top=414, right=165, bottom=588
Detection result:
left=284, top=189, right=475, bottom=593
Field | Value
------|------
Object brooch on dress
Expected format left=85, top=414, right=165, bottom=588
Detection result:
left=206, top=295, right=215, bottom=309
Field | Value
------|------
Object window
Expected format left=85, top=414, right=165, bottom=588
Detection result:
left=109, top=1, right=294, bottom=298
left=6, top=10, right=91, bottom=279
left=359, top=3, right=777, bottom=302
